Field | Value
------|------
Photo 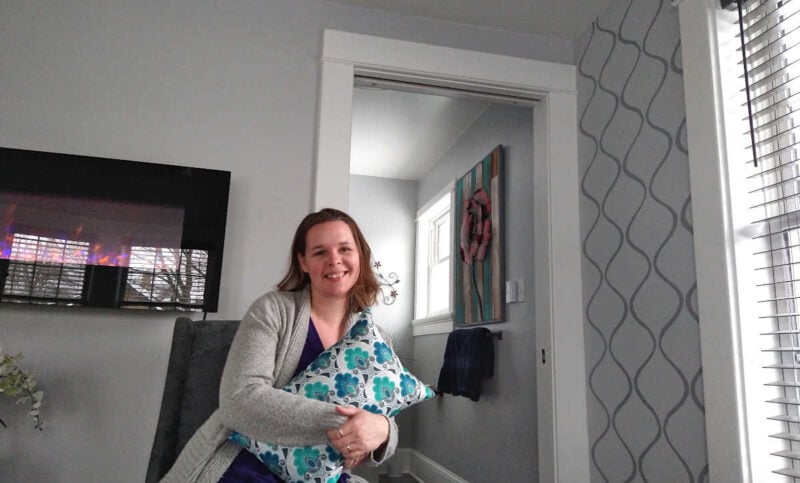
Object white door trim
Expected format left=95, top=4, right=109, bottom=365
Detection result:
left=314, top=29, right=589, bottom=482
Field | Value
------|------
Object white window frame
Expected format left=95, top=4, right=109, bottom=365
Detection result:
left=412, top=183, right=454, bottom=336
left=679, top=0, right=784, bottom=481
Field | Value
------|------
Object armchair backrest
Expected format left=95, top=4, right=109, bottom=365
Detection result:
left=145, top=317, right=241, bottom=482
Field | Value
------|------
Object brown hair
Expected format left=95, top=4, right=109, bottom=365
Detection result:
left=277, top=208, right=379, bottom=312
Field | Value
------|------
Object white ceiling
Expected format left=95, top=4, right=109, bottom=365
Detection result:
left=350, top=88, right=491, bottom=180
left=345, top=0, right=613, bottom=181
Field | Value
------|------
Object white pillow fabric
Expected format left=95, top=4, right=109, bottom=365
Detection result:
left=230, top=308, right=434, bottom=483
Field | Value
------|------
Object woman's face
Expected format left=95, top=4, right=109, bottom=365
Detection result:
left=298, top=220, right=361, bottom=302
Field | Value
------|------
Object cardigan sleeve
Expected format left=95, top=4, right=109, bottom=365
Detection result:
left=366, top=416, right=398, bottom=466
left=217, top=292, right=346, bottom=447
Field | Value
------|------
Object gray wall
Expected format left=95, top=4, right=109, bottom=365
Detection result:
left=413, top=103, right=536, bottom=482
left=0, top=1, right=572, bottom=481
left=348, top=174, right=418, bottom=449
left=574, top=0, right=708, bottom=481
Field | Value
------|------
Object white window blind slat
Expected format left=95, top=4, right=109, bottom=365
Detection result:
left=771, top=414, right=800, bottom=421
left=773, top=432, right=800, bottom=442
left=773, top=449, right=800, bottom=458
left=777, top=467, right=800, bottom=478
left=736, top=0, right=800, bottom=477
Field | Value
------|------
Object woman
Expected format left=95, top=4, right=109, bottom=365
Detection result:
left=163, top=208, right=397, bottom=482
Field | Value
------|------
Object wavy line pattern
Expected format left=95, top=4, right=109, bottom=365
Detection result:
left=576, top=0, right=708, bottom=481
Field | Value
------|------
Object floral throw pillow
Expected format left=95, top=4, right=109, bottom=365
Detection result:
left=230, top=308, right=435, bottom=483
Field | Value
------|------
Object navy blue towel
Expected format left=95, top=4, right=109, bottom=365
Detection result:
left=437, top=328, right=495, bottom=401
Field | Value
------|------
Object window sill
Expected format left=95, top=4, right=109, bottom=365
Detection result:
left=411, top=313, right=453, bottom=336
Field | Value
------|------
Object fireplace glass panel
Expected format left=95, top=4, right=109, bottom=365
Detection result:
left=0, top=147, right=230, bottom=312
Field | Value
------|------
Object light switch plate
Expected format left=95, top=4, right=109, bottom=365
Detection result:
left=505, top=280, right=518, bottom=303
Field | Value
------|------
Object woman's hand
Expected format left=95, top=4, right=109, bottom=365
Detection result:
left=326, top=406, right=390, bottom=468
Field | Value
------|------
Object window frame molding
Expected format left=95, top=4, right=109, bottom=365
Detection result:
left=411, top=313, right=454, bottom=336
left=678, top=0, right=771, bottom=480
left=412, top=182, right=454, bottom=332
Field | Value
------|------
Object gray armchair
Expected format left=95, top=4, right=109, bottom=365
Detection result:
left=145, top=317, right=241, bottom=482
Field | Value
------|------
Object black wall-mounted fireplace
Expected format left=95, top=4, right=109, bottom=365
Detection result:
left=0, top=147, right=230, bottom=312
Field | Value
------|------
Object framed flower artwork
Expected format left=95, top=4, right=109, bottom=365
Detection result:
left=454, top=145, right=505, bottom=326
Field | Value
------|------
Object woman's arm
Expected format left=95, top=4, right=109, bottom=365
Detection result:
left=217, top=293, right=345, bottom=447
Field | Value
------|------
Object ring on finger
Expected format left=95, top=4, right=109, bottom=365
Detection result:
left=346, top=443, right=352, bottom=451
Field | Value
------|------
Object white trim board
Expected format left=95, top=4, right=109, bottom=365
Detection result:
left=408, top=449, right=468, bottom=483
left=678, top=0, right=770, bottom=481
left=314, top=29, right=588, bottom=482
left=382, top=448, right=467, bottom=483
left=411, top=313, right=453, bottom=337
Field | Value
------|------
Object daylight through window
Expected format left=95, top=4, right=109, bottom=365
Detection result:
left=415, top=188, right=453, bottom=321
left=730, top=0, right=800, bottom=477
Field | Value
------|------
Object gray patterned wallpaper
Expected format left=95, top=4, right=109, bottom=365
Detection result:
left=574, top=0, right=708, bottom=481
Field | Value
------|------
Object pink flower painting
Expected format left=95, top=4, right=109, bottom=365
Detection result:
left=459, top=187, right=492, bottom=318
left=459, top=187, right=492, bottom=266
left=454, top=145, right=504, bottom=326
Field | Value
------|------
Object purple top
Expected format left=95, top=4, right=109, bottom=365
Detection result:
left=219, top=320, right=351, bottom=483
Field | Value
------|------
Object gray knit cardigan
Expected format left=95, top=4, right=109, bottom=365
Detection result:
left=162, top=289, right=398, bottom=482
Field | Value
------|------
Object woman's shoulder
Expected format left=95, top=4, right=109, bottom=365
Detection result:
left=250, top=288, right=303, bottom=306
left=243, top=289, right=308, bottom=322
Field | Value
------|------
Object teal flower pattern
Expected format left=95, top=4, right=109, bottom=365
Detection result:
left=310, top=354, right=332, bottom=372
left=326, top=445, right=342, bottom=462
left=344, top=347, right=370, bottom=370
left=230, top=431, right=250, bottom=448
left=229, top=307, right=434, bottom=483
left=399, top=373, right=417, bottom=397
left=304, top=381, right=330, bottom=401
left=372, top=376, right=396, bottom=402
left=350, top=319, right=370, bottom=337
left=373, top=342, right=393, bottom=364
left=334, top=373, right=359, bottom=398
left=293, top=446, right=322, bottom=477
left=259, top=451, right=281, bottom=474
left=362, top=404, right=381, bottom=414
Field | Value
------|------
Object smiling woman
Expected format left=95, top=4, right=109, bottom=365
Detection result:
left=163, top=208, right=400, bottom=483
left=279, top=209, right=379, bottom=319
left=299, top=221, right=361, bottom=305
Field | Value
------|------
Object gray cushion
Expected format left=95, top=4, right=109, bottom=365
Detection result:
left=177, top=321, right=241, bottom=451
left=145, top=317, right=241, bottom=483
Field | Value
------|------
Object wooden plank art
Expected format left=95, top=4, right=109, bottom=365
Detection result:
left=454, top=145, right=505, bottom=326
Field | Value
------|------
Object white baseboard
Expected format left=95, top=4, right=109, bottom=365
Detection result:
left=381, top=448, right=468, bottom=483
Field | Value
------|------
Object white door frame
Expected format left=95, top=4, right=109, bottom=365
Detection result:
left=314, top=29, right=589, bottom=482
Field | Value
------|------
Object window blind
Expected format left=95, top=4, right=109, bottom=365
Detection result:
left=2, top=234, right=88, bottom=303
left=733, top=0, right=800, bottom=478
left=122, top=247, right=208, bottom=309
left=0, top=235, right=208, bottom=309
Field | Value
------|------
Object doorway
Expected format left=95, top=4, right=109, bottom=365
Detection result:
left=314, top=28, right=588, bottom=483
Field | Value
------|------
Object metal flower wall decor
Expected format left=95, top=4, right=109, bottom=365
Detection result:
left=372, top=261, right=400, bottom=305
